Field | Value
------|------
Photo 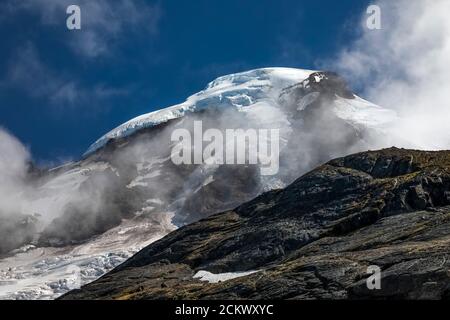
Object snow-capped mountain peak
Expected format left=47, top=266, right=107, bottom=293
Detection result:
left=85, top=68, right=316, bottom=156
left=1, top=67, right=398, bottom=300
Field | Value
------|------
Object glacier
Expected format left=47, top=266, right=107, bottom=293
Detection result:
left=84, top=68, right=316, bottom=156
left=85, top=67, right=396, bottom=156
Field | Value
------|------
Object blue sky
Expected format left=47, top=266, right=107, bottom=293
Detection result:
left=0, top=0, right=373, bottom=162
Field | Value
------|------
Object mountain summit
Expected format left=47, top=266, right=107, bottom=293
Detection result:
left=0, top=68, right=397, bottom=299
left=86, top=68, right=395, bottom=156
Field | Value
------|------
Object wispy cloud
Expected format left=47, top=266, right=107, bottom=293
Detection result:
left=5, top=42, right=129, bottom=108
left=1, top=0, right=162, bottom=57
left=328, top=0, right=450, bottom=150
left=7, top=42, right=79, bottom=104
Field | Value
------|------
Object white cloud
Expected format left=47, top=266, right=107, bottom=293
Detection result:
left=0, top=128, right=30, bottom=215
left=330, top=0, right=450, bottom=150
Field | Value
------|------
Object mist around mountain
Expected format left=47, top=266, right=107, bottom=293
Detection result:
left=0, top=68, right=401, bottom=299
left=0, top=67, right=448, bottom=300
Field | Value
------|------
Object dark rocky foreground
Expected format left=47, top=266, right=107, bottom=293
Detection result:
left=62, top=148, right=450, bottom=300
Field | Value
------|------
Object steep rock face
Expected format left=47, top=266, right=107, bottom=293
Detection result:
left=62, top=148, right=450, bottom=300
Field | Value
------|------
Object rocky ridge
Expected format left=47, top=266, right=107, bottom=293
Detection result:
left=62, top=148, right=450, bottom=300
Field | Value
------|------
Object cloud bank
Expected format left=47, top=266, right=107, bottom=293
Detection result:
left=331, top=0, right=450, bottom=150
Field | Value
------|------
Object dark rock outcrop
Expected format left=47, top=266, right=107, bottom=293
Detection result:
left=62, top=148, right=450, bottom=300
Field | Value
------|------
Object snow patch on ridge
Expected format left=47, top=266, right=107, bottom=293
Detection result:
left=193, top=270, right=261, bottom=284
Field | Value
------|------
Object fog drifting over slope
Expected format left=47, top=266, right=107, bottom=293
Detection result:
left=0, top=128, right=30, bottom=216
left=331, top=0, right=450, bottom=149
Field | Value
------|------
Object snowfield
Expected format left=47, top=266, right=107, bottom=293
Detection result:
left=85, top=67, right=396, bottom=156
left=84, top=68, right=316, bottom=156
left=0, top=215, right=175, bottom=299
